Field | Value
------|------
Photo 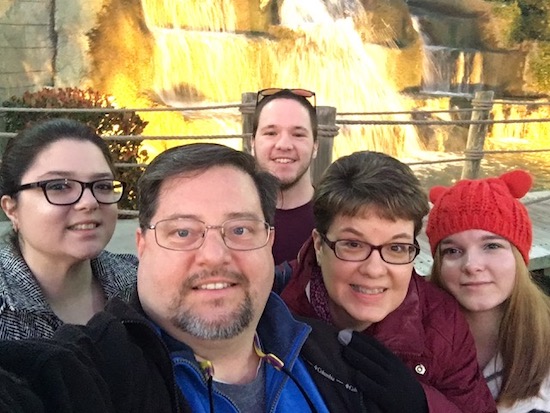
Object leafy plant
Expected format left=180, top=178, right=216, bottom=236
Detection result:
left=529, top=42, right=550, bottom=92
left=1, top=87, right=148, bottom=215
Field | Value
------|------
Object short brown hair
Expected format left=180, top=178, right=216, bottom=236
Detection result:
left=313, top=151, right=429, bottom=236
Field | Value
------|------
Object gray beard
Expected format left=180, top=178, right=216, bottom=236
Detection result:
left=170, top=294, right=254, bottom=340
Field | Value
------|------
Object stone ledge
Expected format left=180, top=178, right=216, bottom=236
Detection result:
left=0, top=1, right=50, bottom=26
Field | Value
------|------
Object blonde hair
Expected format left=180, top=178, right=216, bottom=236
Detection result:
left=431, top=246, right=550, bottom=406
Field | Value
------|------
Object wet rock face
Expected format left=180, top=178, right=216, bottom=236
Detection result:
left=0, top=0, right=55, bottom=101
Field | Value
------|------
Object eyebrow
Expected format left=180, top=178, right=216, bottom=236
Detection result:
left=160, top=212, right=264, bottom=222
left=35, top=171, right=114, bottom=180
left=260, top=124, right=310, bottom=132
left=337, top=228, right=413, bottom=241
left=441, top=234, right=506, bottom=245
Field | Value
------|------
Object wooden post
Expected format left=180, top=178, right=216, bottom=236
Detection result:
left=461, top=90, right=494, bottom=179
left=312, top=106, right=338, bottom=185
left=240, top=92, right=256, bottom=154
left=0, top=111, right=7, bottom=221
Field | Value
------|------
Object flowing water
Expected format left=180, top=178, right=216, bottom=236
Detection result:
left=91, top=0, right=549, bottom=188
left=138, top=0, right=421, bottom=157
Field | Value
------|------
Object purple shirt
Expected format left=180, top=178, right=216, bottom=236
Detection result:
left=272, top=201, right=315, bottom=265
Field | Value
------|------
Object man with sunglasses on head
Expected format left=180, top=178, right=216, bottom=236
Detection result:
left=0, top=143, right=430, bottom=413
left=252, top=88, right=318, bottom=266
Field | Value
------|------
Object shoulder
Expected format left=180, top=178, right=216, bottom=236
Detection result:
left=95, top=251, right=139, bottom=267
left=0, top=244, right=30, bottom=286
left=414, top=274, right=463, bottom=322
left=498, top=373, right=550, bottom=412
left=92, top=251, right=138, bottom=299
left=410, top=274, right=474, bottom=352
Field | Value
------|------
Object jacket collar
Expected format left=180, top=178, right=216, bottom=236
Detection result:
left=119, top=290, right=312, bottom=369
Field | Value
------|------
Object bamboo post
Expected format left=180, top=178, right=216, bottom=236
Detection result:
left=240, top=92, right=256, bottom=154
left=461, top=90, right=494, bottom=179
left=240, top=92, right=339, bottom=184
left=312, top=106, right=338, bottom=184
left=0, top=111, right=7, bottom=221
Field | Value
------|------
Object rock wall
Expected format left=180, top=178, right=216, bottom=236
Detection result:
left=0, top=0, right=54, bottom=101
left=54, top=0, right=107, bottom=88
left=0, top=0, right=104, bottom=103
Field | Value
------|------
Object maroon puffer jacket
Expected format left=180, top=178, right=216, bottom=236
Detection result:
left=279, top=237, right=497, bottom=413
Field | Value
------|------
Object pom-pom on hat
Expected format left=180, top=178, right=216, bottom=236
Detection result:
left=426, top=170, right=533, bottom=264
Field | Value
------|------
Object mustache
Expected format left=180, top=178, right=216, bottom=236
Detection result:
left=184, top=269, right=248, bottom=288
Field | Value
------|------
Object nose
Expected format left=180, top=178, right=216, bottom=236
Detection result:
left=75, top=187, right=99, bottom=209
left=195, top=228, right=231, bottom=266
left=274, top=131, right=293, bottom=150
left=357, top=249, right=387, bottom=278
left=462, top=250, right=484, bottom=274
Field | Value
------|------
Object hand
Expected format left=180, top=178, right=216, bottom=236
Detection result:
left=339, top=329, right=428, bottom=413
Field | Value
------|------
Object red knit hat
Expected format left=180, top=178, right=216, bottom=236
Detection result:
left=426, top=170, right=533, bottom=264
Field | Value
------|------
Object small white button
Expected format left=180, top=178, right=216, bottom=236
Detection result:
left=415, top=364, right=426, bottom=375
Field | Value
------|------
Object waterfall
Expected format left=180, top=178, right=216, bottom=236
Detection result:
left=138, top=0, right=421, bottom=157
left=411, top=16, right=483, bottom=96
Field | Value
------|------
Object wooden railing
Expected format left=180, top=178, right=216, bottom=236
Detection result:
left=1, top=90, right=550, bottom=216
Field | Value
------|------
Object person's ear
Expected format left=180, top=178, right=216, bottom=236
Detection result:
left=136, top=227, right=146, bottom=259
left=312, top=140, right=319, bottom=159
left=312, top=229, right=323, bottom=264
left=1, top=195, right=19, bottom=231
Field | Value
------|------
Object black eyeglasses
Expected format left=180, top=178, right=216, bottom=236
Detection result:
left=320, top=233, right=420, bottom=265
left=16, top=179, right=126, bottom=206
left=256, top=88, right=316, bottom=108
left=147, top=217, right=274, bottom=251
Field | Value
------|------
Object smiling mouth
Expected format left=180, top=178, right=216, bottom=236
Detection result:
left=273, top=158, right=294, bottom=164
left=69, top=223, right=99, bottom=230
left=351, top=285, right=386, bottom=295
left=195, top=282, right=235, bottom=290
left=462, top=282, right=491, bottom=287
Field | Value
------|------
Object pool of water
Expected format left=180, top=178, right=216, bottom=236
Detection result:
left=405, top=151, right=550, bottom=191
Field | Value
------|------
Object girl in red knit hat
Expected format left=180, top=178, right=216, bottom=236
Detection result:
left=427, top=170, right=550, bottom=412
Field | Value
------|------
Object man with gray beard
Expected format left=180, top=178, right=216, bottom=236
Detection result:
left=133, top=142, right=338, bottom=412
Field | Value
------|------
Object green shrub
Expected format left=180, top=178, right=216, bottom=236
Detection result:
left=529, top=41, right=550, bottom=92
left=515, top=0, right=550, bottom=41
left=487, top=0, right=550, bottom=42
left=1, top=87, right=148, bottom=215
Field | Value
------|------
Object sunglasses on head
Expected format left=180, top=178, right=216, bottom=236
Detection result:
left=256, top=88, right=316, bottom=108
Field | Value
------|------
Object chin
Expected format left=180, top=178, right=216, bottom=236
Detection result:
left=72, top=245, right=105, bottom=260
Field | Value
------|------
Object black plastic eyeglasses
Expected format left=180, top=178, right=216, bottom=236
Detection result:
left=15, top=179, right=125, bottom=206
left=148, top=217, right=274, bottom=251
left=320, top=233, right=420, bottom=265
left=256, top=88, right=316, bottom=108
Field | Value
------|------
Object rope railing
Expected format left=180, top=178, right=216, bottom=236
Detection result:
left=336, top=117, right=550, bottom=125
left=0, top=131, right=251, bottom=141
left=0, top=103, right=244, bottom=113
left=493, top=99, right=550, bottom=106
left=2, top=90, right=550, bottom=214
left=337, top=108, right=476, bottom=116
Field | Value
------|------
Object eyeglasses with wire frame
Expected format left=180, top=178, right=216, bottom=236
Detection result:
left=256, top=88, right=316, bottom=108
left=15, top=179, right=126, bottom=206
left=319, top=233, right=420, bottom=265
left=147, top=217, right=274, bottom=251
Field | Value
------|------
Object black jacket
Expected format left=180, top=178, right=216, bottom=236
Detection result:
left=0, top=296, right=189, bottom=413
left=0, top=295, right=382, bottom=413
